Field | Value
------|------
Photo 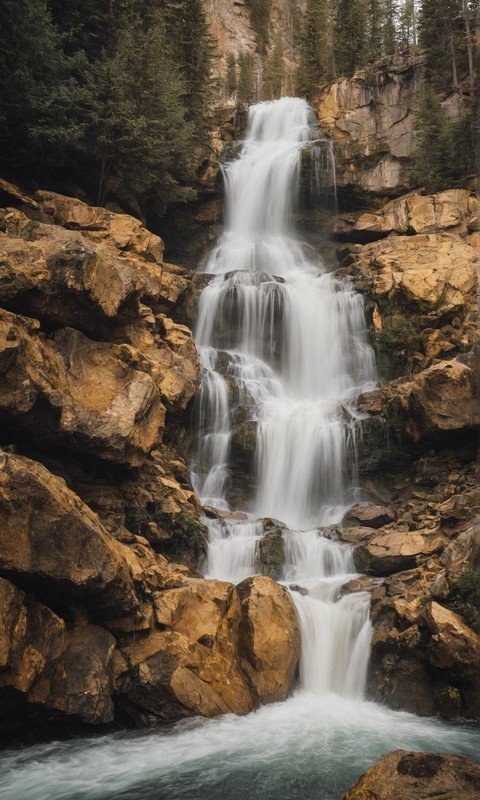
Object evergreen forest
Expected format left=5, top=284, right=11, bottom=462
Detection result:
left=1, top=0, right=478, bottom=224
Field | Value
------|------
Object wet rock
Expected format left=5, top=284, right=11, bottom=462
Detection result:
left=342, top=504, right=396, bottom=529
left=258, top=528, right=284, bottom=578
left=341, top=576, right=376, bottom=595
left=118, top=575, right=301, bottom=721
left=343, top=750, right=480, bottom=800
left=337, top=526, right=378, bottom=545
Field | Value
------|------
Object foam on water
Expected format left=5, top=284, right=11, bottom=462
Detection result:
left=2, top=695, right=479, bottom=800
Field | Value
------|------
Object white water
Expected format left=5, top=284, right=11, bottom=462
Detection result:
left=192, top=97, right=376, bottom=698
left=3, top=98, right=479, bottom=800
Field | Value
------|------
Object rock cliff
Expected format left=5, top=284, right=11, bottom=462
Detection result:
left=0, top=181, right=300, bottom=743
left=333, top=187, right=480, bottom=721
left=315, top=51, right=426, bottom=200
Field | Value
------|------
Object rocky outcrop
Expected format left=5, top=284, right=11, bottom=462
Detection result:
left=0, top=184, right=301, bottom=740
left=344, top=750, right=480, bottom=800
left=315, top=51, right=426, bottom=198
left=333, top=181, right=480, bottom=721
left=335, top=188, right=479, bottom=240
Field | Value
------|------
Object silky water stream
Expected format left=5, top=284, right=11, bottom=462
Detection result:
left=1, top=98, right=479, bottom=800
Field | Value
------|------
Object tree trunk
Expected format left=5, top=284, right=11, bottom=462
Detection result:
left=462, top=0, right=475, bottom=99
left=449, top=30, right=459, bottom=90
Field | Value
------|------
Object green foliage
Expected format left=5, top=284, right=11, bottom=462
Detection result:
left=375, top=312, right=419, bottom=378
left=449, top=568, right=480, bottom=628
left=296, top=0, right=335, bottom=96
left=334, top=0, right=368, bottom=77
left=227, top=53, right=238, bottom=97
left=410, top=80, right=476, bottom=191
left=419, top=0, right=464, bottom=91
left=246, top=0, right=272, bottom=54
left=0, top=0, right=214, bottom=224
left=125, top=505, right=207, bottom=566
left=263, top=34, right=285, bottom=99
left=457, top=569, right=480, bottom=609
left=237, top=52, right=256, bottom=104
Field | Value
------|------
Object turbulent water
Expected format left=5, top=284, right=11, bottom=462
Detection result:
left=2, top=97, right=480, bottom=800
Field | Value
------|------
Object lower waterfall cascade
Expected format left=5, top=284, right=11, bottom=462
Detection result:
left=2, top=98, right=480, bottom=800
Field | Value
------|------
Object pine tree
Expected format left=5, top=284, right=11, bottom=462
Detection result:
left=297, top=0, right=335, bottom=95
left=246, top=0, right=272, bottom=54
left=365, top=0, right=385, bottom=62
left=263, top=34, right=285, bottom=98
left=226, top=53, right=238, bottom=97
left=409, top=81, right=453, bottom=191
left=0, top=0, right=86, bottom=182
left=419, top=0, right=464, bottom=91
left=383, top=0, right=398, bottom=54
left=237, top=53, right=256, bottom=104
left=84, top=11, right=197, bottom=213
left=162, top=0, right=215, bottom=148
left=334, top=0, right=368, bottom=77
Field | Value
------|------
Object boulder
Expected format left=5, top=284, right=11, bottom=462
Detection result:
left=421, top=601, right=480, bottom=669
left=355, top=529, right=446, bottom=575
left=393, top=360, right=479, bottom=442
left=0, top=452, right=137, bottom=616
left=237, top=575, right=300, bottom=704
left=355, top=360, right=478, bottom=471
left=342, top=504, right=396, bottom=529
left=344, top=750, right=480, bottom=800
left=36, top=190, right=165, bottom=263
left=0, top=203, right=191, bottom=332
left=0, top=310, right=167, bottom=465
left=0, top=577, right=65, bottom=695
left=346, top=234, right=477, bottom=318
left=118, top=575, right=300, bottom=720
left=28, top=624, right=117, bottom=724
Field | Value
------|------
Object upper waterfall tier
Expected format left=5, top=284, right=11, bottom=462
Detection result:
left=202, top=97, right=335, bottom=276
left=192, top=97, right=376, bottom=530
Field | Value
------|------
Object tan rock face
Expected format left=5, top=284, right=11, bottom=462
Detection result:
left=421, top=601, right=480, bottom=669
left=357, top=359, right=479, bottom=464
left=29, top=625, right=117, bottom=724
left=350, top=189, right=478, bottom=238
left=0, top=310, right=166, bottom=465
left=237, top=576, right=300, bottom=703
left=315, top=52, right=426, bottom=195
left=355, top=530, right=446, bottom=575
left=349, top=234, right=477, bottom=316
left=0, top=577, right=66, bottom=695
left=344, top=750, right=480, bottom=800
left=0, top=452, right=137, bottom=615
left=118, top=576, right=300, bottom=721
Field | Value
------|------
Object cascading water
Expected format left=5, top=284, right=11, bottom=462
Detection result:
left=3, top=98, right=480, bottom=800
left=191, top=96, right=376, bottom=696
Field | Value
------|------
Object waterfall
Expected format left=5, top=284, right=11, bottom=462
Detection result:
left=4, top=97, right=480, bottom=800
left=192, top=96, right=377, bottom=698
